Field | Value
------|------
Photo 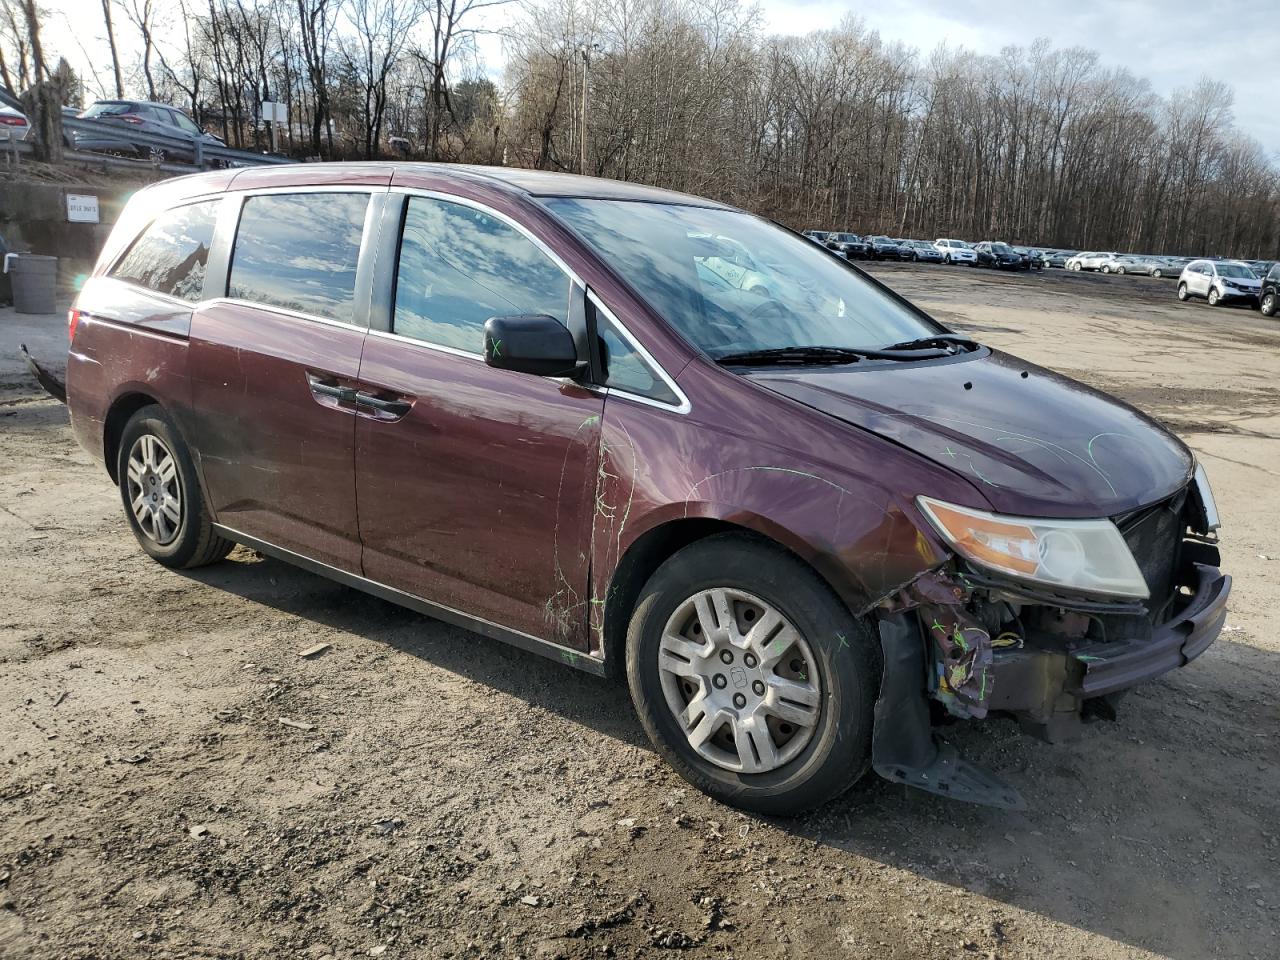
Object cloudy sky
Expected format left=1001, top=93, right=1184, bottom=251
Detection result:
left=38, top=0, right=1279, bottom=156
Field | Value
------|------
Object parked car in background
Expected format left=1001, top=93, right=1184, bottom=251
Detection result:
left=825, top=232, right=871, bottom=260
left=1041, top=250, right=1075, bottom=268
left=0, top=104, right=30, bottom=141
left=1258, top=262, right=1280, bottom=317
left=1105, top=255, right=1161, bottom=276
left=933, top=239, right=978, bottom=265
left=802, top=230, right=830, bottom=246
left=973, top=241, right=1025, bottom=270
left=73, top=99, right=225, bottom=162
left=65, top=163, right=1229, bottom=815
left=1065, top=251, right=1117, bottom=271
left=1177, top=259, right=1262, bottom=307
left=1012, top=246, right=1045, bottom=270
left=899, top=240, right=944, bottom=263
left=1150, top=257, right=1188, bottom=279
left=865, top=235, right=904, bottom=260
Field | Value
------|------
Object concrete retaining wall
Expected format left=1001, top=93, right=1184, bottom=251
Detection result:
left=0, top=181, right=137, bottom=291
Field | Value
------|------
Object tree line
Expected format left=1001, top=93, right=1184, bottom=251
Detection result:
left=3, top=0, right=1277, bottom=257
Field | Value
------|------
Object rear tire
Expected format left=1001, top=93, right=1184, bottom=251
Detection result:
left=625, top=533, right=879, bottom=816
left=117, top=405, right=232, bottom=569
left=1177, top=283, right=1190, bottom=302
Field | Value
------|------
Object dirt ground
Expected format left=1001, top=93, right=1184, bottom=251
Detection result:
left=1, top=265, right=1277, bottom=960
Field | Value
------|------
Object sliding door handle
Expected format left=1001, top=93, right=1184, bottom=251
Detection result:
left=354, top=391, right=413, bottom=417
left=306, top=373, right=356, bottom=403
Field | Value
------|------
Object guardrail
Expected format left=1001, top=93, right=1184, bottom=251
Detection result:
left=0, top=87, right=290, bottom=171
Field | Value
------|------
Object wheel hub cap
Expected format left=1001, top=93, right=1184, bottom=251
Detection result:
left=657, top=588, right=821, bottom=774
left=126, top=434, right=183, bottom=545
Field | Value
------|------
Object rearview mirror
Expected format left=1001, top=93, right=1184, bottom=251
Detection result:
left=483, top=314, right=581, bottom=378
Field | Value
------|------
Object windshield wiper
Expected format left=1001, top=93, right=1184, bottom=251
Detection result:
left=879, top=333, right=979, bottom=353
left=716, top=335, right=980, bottom=368
left=715, top=346, right=866, bottom=367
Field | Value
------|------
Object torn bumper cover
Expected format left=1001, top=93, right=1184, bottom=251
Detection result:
left=872, top=553, right=1229, bottom=807
left=990, top=563, right=1229, bottom=723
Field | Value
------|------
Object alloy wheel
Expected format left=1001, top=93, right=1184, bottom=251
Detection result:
left=1208, top=288, right=1221, bottom=306
left=1263, top=293, right=1276, bottom=317
left=126, top=434, right=183, bottom=545
left=657, top=587, right=821, bottom=774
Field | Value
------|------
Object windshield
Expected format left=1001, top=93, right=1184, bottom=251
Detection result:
left=991, top=243, right=1014, bottom=254
left=831, top=233, right=858, bottom=242
left=1217, top=263, right=1255, bottom=279
left=545, top=199, right=939, bottom=358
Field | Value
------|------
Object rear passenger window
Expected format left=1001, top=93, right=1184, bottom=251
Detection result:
left=393, top=196, right=570, bottom=352
left=110, top=200, right=218, bottom=303
left=228, top=193, right=369, bottom=323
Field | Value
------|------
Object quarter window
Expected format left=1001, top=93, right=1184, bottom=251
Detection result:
left=228, top=192, right=369, bottom=323
left=595, top=305, right=679, bottom=405
left=393, top=196, right=571, bottom=352
left=110, top=200, right=218, bottom=303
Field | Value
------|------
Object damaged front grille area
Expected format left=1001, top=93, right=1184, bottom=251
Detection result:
left=1116, top=488, right=1189, bottom=625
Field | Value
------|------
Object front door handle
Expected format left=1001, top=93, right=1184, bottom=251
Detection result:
left=354, top=391, right=413, bottom=418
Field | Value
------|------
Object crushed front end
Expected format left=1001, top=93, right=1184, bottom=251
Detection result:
left=872, top=467, right=1229, bottom=808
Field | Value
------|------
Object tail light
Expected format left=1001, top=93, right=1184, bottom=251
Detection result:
left=67, top=308, right=81, bottom=343
left=0, top=115, right=26, bottom=127
left=117, top=114, right=145, bottom=125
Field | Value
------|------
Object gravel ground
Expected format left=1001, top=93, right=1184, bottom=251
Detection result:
left=1, top=265, right=1278, bottom=960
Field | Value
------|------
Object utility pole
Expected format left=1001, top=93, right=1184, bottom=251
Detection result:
left=577, top=43, right=590, bottom=175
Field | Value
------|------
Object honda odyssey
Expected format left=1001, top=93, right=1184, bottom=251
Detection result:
left=65, top=164, right=1230, bottom=814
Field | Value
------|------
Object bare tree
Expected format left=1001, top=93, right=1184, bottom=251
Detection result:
left=101, top=0, right=124, bottom=97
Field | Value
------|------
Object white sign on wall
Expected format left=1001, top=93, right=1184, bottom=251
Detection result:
left=66, top=194, right=100, bottom=224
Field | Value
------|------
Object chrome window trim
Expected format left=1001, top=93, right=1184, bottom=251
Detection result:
left=202, top=296, right=368, bottom=333
left=391, top=187, right=690, bottom=415
left=367, top=325, right=483, bottom=360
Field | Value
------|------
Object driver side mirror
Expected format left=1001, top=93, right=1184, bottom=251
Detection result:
left=483, top=314, right=581, bottom=378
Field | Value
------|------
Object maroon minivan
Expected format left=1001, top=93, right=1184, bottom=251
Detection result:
left=65, top=164, right=1229, bottom=813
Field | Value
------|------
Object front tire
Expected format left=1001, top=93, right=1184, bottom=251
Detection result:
left=626, top=534, right=879, bottom=816
left=1208, top=287, right=1222, bottom=306
left=1262, top=292, right=1277, bottom=317
left=1177, top=282, right=1190, bottom=301
left=117, top=405, right=232, bottom=569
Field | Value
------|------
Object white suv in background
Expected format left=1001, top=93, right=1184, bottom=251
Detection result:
left=933, top=239, right=977, bottom=264
left=1065, top=251, right=1118, bottom=271
left=1177, top=259, right=1262, bottom=307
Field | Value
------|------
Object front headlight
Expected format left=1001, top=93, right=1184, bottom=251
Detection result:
left=917, top=497, right=1150, bottom=599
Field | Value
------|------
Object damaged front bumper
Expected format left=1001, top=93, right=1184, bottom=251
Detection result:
left=989, top=561, right=1229, bottom=738
left=872, top=536, right=1230, bottom=808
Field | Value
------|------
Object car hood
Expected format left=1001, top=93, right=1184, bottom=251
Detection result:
left=1224, top=277, right=1261, bottom=288
left=749, top=349, right=1193, bottom=517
